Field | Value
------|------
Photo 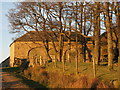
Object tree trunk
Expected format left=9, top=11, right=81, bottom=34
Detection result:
left=62, top=52, right=65, bottom=72
left=75, top=2, right=79, bottom=74
left=83, top=8, right=86, bottom=62
left=94, top=2, right=100, bottom=65
left=116, top=2, right=120, bottom=87
left=76, top=33, right=79, bottom=74
left=105, top=2, right=113, bottom=70
left=118, top=38, right=120, bottom=87
left=43, top=41, right=52, bottom=62
left=80, top=3, right=84, bottom=62
left=59, top=3, right=64, bottom=62
left=68, top=20, right=72, bottom=62
left=93, top=48, right=96, bottom=78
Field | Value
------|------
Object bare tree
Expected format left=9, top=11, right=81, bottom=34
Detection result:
left=104, top=2, right=114, bottom=70
left=92, top=2, right=101, bottom=77
left=7, top=2, right=53, bottom=62
left=93, top=2, right=101, bottom=65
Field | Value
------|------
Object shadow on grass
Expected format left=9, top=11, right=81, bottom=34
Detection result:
left=15, top=74, right=47, bottom=89
left=2, top=67, right=20, bottom=72
left=2, top=67, right=48, bottom=89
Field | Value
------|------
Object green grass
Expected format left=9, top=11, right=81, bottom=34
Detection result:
left=46, top=62, right=118, bottom=82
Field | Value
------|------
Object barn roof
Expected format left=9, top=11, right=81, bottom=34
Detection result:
left=10, top=31, right=92, bottom=47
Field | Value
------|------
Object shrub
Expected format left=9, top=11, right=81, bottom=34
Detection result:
left=24, top=66, right=48, bottom=86
left=68, top=76, right=113, bottom=89
left=48, top=72, right=76, bottom=88
left=67, top=75, right=89, bottom=88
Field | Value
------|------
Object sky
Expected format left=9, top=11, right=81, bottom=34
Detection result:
left=0, top=2, right=16, bottom=63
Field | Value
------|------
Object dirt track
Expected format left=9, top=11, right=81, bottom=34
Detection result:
left=0, top=70, right=29, bottom=89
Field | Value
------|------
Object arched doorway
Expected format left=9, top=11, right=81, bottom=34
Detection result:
left=27, top=47, right=47, bottom=67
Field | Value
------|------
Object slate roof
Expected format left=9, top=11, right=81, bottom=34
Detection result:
left=10, top=31, right=92, bottom=46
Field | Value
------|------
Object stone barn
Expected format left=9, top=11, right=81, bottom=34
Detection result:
left=9, top=31, right=93, bottom=67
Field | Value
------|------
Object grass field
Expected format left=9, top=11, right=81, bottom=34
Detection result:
left=45, top=62, right=118, bottom=82
left=2, top=62, right=119, bottom=88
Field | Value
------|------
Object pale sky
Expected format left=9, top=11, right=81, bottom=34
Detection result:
left=0, top=2, right=16, bottom=63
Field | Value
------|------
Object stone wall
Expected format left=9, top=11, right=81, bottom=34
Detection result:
left=14, top=42, right=43, bottom=59
left=10, top=43, right=15, bottom=67
left=10, top=41, right=93, bottom=67
left=10, top=41, right=44, bottom=67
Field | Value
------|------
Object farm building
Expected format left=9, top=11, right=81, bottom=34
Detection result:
left=9, top=31, right=118, bottom=67
left=9, top=31, right=93, bottom=67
